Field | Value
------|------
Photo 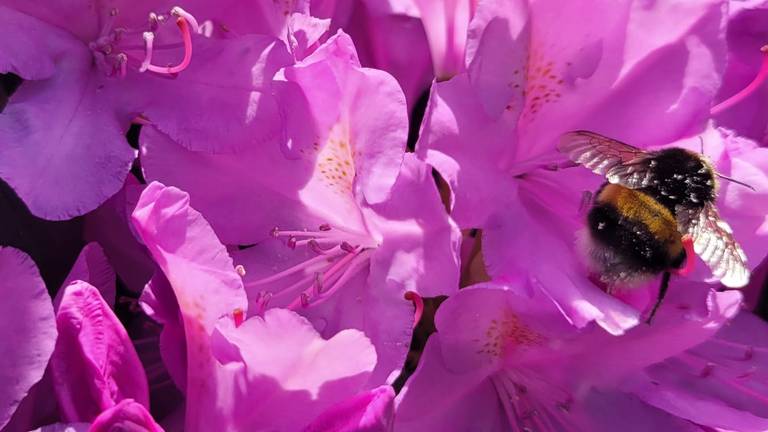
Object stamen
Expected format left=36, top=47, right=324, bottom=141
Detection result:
left=171, top=7, right=200, bottom=34
left=198, top=20, right=214, bottom=37
left=404, top=291, right=424, bottom=329
left=711, top=45, right=768, bottom=116
left=288, top=249, right=371, bottom=310
left=143, top=17, right=193, bottom=75
left=245, top=247, right=343, bottom=287
left=139, top=32, right=155, bottom=73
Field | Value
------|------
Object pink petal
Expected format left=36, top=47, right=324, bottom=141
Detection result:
left=0, top=6, right=60, bottom=79
left=209, top=309, right=377, bottom=431
left=624, top=312, right=768, bottom=431
left=0, top=20, right=134, bottom=220
left=304, top=385, right=395, bottom=432
left=90, top=399, right=164, bottom=432
left=131, top=182, right=248, bottom=431
left=0, top=247, right=57, bottom=430
left=366, top=154, right=461, bottom=299
left=413, top=0, right=472, bottom=80
left=51, top=281, right=149, bottom=422
left=141, top=35, right=292, bottom=153
left=395, top=338, right=506, bottom=432
left=280, top=31, right=407, bottom=206
left=416, top=73, right=517, bottom=227
left=140, top=125, right=318, bottom=245
left=464, top=0, right=528, bottom=117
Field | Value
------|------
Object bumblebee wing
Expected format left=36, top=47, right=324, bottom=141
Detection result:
left=678, top=204, right=750, bottom=288
left=558, top=130, right=656, bottom=189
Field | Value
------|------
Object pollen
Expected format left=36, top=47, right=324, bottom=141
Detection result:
left=477, top=311, right=544, bottom=358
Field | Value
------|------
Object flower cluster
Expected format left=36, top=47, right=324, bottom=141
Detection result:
left=3, top=1, right=768, bottom=431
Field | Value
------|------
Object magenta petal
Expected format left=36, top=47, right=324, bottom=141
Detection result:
left=415, top=74, right=517, bottom=227
left=304, top=385, right=395, bottom=432
left=0, top=34, right=134, bottom=220
left=90, top=399, right=164, bottom=432
left=624, top=312, right=768, bottom=431
left=51, top=281, right=149, bottom=422
left=131, top=181, right=247, bottom=331
left=140, top=125, right=317, bottom=245
left=61, top=243, right=116, bottom=307
left=209, top=308, right=377, bottom=431
left=131, top=182, right=248, bottom=431
left=395, top=338, right=506, bottom=432
left=0, top=6, right=60, bottom=79
left=280, top=31, right=408, bottom=205
left=142, top=35, right=292, bottom=153
left=0, top=247, right=56, bottom=430
left=366, top=154, right=461, bottom=299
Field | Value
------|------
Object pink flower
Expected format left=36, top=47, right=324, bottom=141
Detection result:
left=131, top=182, right=394, bottom=431
left=396, top=282, right=742, bottom=431
left=140, top=32, right=461, bottom=384
left=0, top=247, right=57, bottom=430
left=0, top=1, right=298, bottom=219
left=417, top=0, right=768, bottom=333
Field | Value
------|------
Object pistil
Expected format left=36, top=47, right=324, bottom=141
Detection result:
left=711, top=46, right=768, bottom=116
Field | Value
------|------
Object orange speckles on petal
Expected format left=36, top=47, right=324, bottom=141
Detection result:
left=476, top=311, right=544, bottom=359
left=313, top=122, right=356, bottom=196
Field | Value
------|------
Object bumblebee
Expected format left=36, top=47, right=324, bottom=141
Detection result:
left=558, top=131, right=751, bottom=323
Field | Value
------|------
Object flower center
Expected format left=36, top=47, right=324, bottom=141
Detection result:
left=89, top=6, right=208, bottom=78
left=245, top=224, right=377, bottom=313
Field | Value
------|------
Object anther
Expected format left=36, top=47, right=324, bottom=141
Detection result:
left=711, top=45, right=768, bottom=116
left=116, top=53, right=127, bottom=78
left=287, top=236, right=297, bottom=249
left=313, top=273, right=324, bottom=294
left=171, top=7, right=200, bottom=34
left=271, top=227, right=280, bottom=237
left=699, top=362, right=715, bottom=378
left=319, top=223, right=332, bottom=231
left=300, top=293, right=310, bottom=308
left=235, top=265, right=246, bottom=277
left=340, top=241, right=356, bottom=253
left=148, top=12, right=159, bottom=31
left=198, top=20, right=214, bottom=37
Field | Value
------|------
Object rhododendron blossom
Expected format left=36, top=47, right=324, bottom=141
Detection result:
left=3, top=1, right=768, bottom=431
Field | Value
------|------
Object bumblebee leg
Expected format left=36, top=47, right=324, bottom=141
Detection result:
left=646, top=271, right=671, bottom=325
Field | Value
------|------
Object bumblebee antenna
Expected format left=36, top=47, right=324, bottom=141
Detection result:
left=646, top=271, right=671, bottom=325
left=716, top=172, right=757, bottom=191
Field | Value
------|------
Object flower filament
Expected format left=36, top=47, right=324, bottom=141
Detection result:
left=89, top=6, right=208, bottom=78
left=246, top=224, right=376, bottom=313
